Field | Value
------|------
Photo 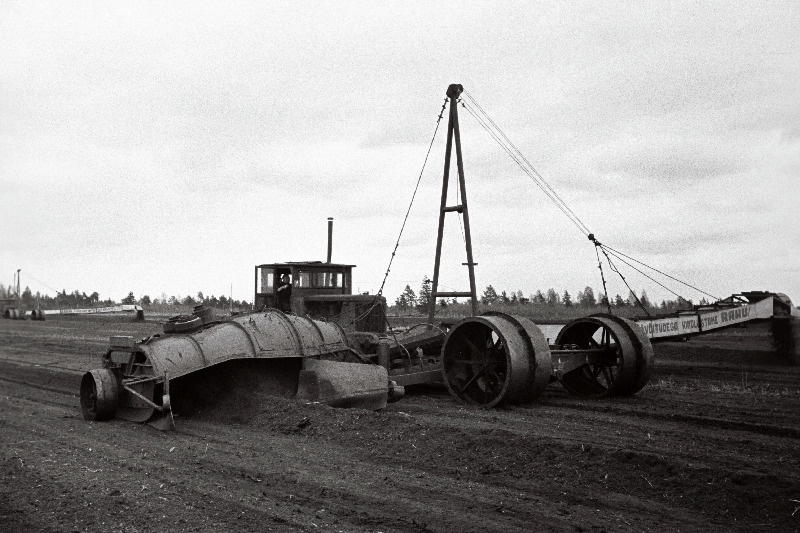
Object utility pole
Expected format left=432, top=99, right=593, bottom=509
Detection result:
left=428, top=84, right=478, bottom=324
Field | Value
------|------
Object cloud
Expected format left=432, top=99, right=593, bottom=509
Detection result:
left=596, top=141, right=747, bottom=184
left=609, top=230, right=748, bottom=258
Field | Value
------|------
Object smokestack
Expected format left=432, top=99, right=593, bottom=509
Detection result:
left=326, top=217, right=333, bottom=263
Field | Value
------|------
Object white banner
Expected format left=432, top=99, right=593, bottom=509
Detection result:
left=636, top=297, right=774, bottom=339
left=43, top=305, right=142, bottom=316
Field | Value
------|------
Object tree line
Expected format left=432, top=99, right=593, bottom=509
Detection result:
left=0, top=285, right=113, bottom=308
left=0, top=284, right=249, bottom=310
left=393, top=277, right=705, bottom=314
left=122, top=291, right=250, bottom=310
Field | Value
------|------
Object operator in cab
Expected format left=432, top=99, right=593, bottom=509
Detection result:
left=276, top=273, right=292, bottom=312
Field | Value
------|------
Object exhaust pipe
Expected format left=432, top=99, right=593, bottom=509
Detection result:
left=327, top=217, right=333, bottom=263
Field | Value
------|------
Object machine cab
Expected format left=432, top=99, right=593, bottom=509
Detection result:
left=254, top=261, right=386, bottom=333
left=254, top=262, right=354, bottom=314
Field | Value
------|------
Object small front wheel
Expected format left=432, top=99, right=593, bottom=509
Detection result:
left=80, top=369, right=120, bottom=421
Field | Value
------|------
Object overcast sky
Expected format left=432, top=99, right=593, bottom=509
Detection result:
left=1, top=1, right=798, bottom=306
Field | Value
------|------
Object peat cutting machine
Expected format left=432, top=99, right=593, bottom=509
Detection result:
left=80, top=84, right=799, bottom=426
left=1, top=270, right=46, bottom=320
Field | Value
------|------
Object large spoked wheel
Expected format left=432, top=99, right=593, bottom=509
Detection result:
left=80, top=369, right=120, bottom=421
left=442, top=314, right=551, bottom=407
left=443, top=321, right=507, bottom=406
left=555, top=314, right=652, bottom=398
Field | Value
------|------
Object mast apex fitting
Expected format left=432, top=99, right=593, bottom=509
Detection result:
left=446, top=84, right=464, bottom=99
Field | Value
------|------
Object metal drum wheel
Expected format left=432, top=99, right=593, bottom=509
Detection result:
left=80, top=369, right=120, bottom=421
left=441, top=313, right=551, bottom=407
left=555, top=314, right=652, bottom=398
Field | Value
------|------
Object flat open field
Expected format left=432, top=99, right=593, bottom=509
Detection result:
left=1, top=315, right=799, bottom=532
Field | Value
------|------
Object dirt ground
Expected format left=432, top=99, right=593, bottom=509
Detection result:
left=1, top=315, right=798, bottom=532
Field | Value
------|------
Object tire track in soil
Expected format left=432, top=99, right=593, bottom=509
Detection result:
left=401, top=394, right=799, bottom=451
left=552, top=403, right=799, bottom=438
left=532, top=396, right=800, bottom=438
left=384, top=396, right=799, bottom=528
left=658, top=359, right=800, bottom=378
left=398, top=396, right=800, bottom=474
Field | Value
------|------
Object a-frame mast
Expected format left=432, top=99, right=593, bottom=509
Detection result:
left=428, top=84, right=478, bottom=323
